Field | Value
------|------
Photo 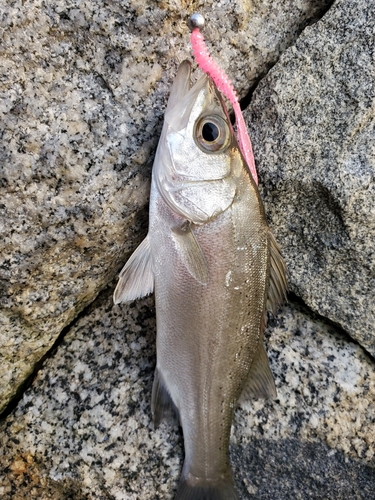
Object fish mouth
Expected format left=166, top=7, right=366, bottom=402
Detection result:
left=165, top=61, right=211, bottom=133
left=165, top=61, right=233, bottom=142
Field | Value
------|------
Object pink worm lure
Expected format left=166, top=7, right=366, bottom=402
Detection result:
left=188, top=13, right=258, bottom=185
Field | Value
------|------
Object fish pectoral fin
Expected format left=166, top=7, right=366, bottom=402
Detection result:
left=267, top=231, right=288, bottom=314
left=151, top=368, right=180, bottom=428
left=113, top=234, right=154, bottom=304
left=171, top=222, right=209, bottom=285
left=240, top=342, right=277, bottom=400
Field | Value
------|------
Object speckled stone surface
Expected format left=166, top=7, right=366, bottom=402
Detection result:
left=0, top=0, right=333, bottom=413
left=237, top=303, right=375, bottom=463
left=245, top=0, right=375, bottom=354
left=0, top=286, right=374, bottom=499
left=231, top=437, right=375, bottom=499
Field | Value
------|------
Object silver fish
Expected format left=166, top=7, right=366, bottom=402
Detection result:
left=114, top=60, right=287, bottom=500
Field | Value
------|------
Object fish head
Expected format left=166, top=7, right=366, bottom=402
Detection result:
left=163, top=60, right=235, bottom=181
left=154, top=61, right=244, bottom=224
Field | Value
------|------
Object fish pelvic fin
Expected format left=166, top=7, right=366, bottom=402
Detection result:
left=267, top=230, right=287, bottom=314
left=175, top=477, right=239, bottom=500
left=113, top=234, right=154, bottom=304
left=151, top=368, right=180, bottom=428
left=240, top=341, right=277, bottom=401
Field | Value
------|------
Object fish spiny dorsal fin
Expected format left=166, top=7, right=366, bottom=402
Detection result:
left=267, top=231, right=287, bottom=314
left=113, top=235, right=154, bottom=304
left=239, top=231, right=286, bottom=402
left=239, top=341, right=277, bottom=401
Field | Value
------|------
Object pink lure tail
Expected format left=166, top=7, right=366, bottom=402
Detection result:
left=190, top=19, right=258, bottom=184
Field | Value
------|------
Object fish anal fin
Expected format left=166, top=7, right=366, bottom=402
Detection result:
left=113, top=235, right=154, bottom=304
left=240, top=341, right=276, bottom=401
left=151, top=368, right=180, bottom=428
left=171, top=222, right=209, bottom=285
left=267, top=231, right=287, bottom=314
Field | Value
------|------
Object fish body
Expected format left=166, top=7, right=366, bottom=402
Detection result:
left=114, top=61, right=286, bottom=499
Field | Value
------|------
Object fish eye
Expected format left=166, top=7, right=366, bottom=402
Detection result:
left=195, top=115, right=230, bottom=153
left=202, top=122, right=219, bottom=142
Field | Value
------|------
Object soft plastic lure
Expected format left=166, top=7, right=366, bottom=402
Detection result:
left=189, top=13, right=258, bottom=184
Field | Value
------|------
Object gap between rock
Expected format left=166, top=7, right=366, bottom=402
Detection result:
left=1, top=285, right=369, bottom=423
left=239, top=0, right=336, bottom=113
left=0, top=284, right=114, bottom=422
left=288, top=292, right=375, bottom=365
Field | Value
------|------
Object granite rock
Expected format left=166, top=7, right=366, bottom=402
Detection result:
left=231, top=437, right=375, bottom=499
left=0, top=0, right=332, bottom=413
left=245, top=0, right=375, bottom=354
left=0, top=287, right=374, bottom=499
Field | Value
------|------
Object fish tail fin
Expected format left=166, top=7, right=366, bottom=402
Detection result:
left=175, top=477, right=239, bottom=500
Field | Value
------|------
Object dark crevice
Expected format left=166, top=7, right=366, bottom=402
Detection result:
left=0, top=208, right=149, bottom=422
left=0, top=283, right=115, bottom=422
left=239, top=0, right=336, bottom=113
left=286, top=292, right=375, bottom=364
left=2, top=287, right=371, bottom=423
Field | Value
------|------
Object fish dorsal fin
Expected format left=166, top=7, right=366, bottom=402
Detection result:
left=240, top=232, right=286, bottom=401
left=151, top=368, right=180, bottom=428
left=267, top=231, right=287, bottom=314
left=240, top=341, right=276, bottom=401
left=171, top=221, right=209, bottom=285
left=113, top=235, right=154, bottom=304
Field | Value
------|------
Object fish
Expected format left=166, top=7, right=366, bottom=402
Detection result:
left=114, top=60, right=287, bottom=500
